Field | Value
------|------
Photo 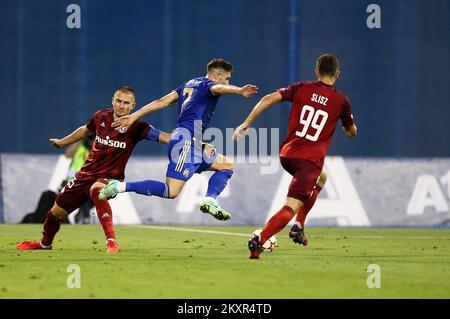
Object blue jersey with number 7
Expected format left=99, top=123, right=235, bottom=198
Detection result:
left=174, top=77, right=219, bottom=136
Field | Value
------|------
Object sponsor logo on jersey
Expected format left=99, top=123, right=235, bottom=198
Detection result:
left=95, top=135, right=126, bottom=149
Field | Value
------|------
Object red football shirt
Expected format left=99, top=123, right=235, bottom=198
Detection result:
left=76, top=109, right=151, bottom=181
left=277, top=81, right=355, bottom=169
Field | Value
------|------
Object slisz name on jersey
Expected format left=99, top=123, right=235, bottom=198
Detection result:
left=311, top=93, right=328, bottom=106
left=95, top=135, right=126, bottom=149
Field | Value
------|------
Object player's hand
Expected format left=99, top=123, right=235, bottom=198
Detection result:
left=232, top=123, right=249, bottom=141
left=240, top=84, right=258, bottom=98
left=49, top=138, right=64, bottom=149
left=112, top=114, right=136, bottom=132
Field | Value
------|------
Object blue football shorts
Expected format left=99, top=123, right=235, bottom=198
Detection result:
left=166, top=137, right=217, bottom=181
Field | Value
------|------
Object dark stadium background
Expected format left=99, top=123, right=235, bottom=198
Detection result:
left=1, top=0, right=449, bottom=157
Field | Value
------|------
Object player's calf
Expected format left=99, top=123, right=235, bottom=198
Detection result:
left=40, top=209, right=64, bottom=247
left=90, top=182, right=116, bottom=242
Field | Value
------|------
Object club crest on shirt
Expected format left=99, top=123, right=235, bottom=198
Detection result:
left=119, top=127, right=127, bottom=134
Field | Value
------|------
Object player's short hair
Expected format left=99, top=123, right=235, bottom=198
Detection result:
left=316, top=54, right=340, bottom=77
left=207, top=58, right=233, bottom=74
left=114, top=85, right=136, bottom=100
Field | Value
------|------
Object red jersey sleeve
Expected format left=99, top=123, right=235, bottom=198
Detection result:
left=340, top=97, right=355, bottom=128
left=134, top=120, right=151, bottom=140
left=277, top=82, right=304, bottom=102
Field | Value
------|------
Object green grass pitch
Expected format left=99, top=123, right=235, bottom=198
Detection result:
left=0, top=224, right=449, bottom=298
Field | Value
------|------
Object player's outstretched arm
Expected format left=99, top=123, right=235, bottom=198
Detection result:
left=157, top=131, right=172, bottom=144
left=64, top=141, right=82, bottom=157
left=50, top=125, right=92, bottom=149
left=232, top=92, right=282, bottom=141
left=210, top=84, right=258, bottom=98
left=145, top=125, right=172, bottom=144
left=112, top=91, right=179, bottom=131
left=342, top=124, right=357, bottom=138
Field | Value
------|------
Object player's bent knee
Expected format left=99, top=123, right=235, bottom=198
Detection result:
left=317, top=171, right=327, bottom=187
left=218, top=156, right=234, bottom=171
left=168, top=190, right=180, bottom=199
left=50, top=203, right=68, bottom=219
left=285, top=203, right=301, bottom=215
left=50, top=209, right=66, bottom=219
left=166, top=178, right=186, bottom=199
left=225, top=157, right=234, bottom=171
left=166, top=184, right=181, bottom=199
left=89, top=182, right=106, bottom=200
left=285, top=198, right=303, bottom=214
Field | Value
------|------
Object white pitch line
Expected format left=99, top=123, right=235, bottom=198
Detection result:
left=136, top=225, right=250, bottom=237
left=134, top=225, right=450, bottom=240
left=319, top=235, right=450, bottom=240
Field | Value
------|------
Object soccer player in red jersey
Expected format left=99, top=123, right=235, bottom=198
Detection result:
left=233, top=54, right=357, bottom=259
left=17, top=86, right=171, bottom=253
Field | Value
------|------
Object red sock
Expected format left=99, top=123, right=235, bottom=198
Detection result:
left=296, top=185, right=322, bottom=228
left=260, top=205, right=295, bottom=244
left=90, top=187, right=115, bottom=240
left=41, top=210, right=62, bottom=246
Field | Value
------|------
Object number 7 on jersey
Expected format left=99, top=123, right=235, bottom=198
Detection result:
left=180, top=87, right=194, bottom=114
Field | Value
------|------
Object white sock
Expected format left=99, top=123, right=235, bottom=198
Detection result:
left=40, top=242, right=51, bottom=248
left=204, top=196, right=217, bottom=203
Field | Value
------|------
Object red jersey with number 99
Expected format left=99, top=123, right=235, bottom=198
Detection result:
left=277, top=81, right=355, bottom=169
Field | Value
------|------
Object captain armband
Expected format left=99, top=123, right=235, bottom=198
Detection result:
left=147, top=126, right=162, bottom=142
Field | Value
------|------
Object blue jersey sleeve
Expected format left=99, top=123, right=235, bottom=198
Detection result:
left=204, top=79, right=218, bottom=96
left=175, top=83, right=185, bottom=98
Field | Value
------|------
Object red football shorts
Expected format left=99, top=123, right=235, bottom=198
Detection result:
left=56, top=176, right=109, bottom=213
left=280, top=157, right=322, bottom=203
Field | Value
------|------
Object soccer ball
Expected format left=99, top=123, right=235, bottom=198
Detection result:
left=251, top=229, right=278, bottom=252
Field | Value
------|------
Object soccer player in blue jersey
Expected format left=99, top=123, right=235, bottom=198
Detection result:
left=99, top=58, right=258, bottom=220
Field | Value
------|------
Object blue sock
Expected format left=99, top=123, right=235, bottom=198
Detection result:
left=206, top=169, right=233, bottom=199
left=126, top=180, right=170, bottom=198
